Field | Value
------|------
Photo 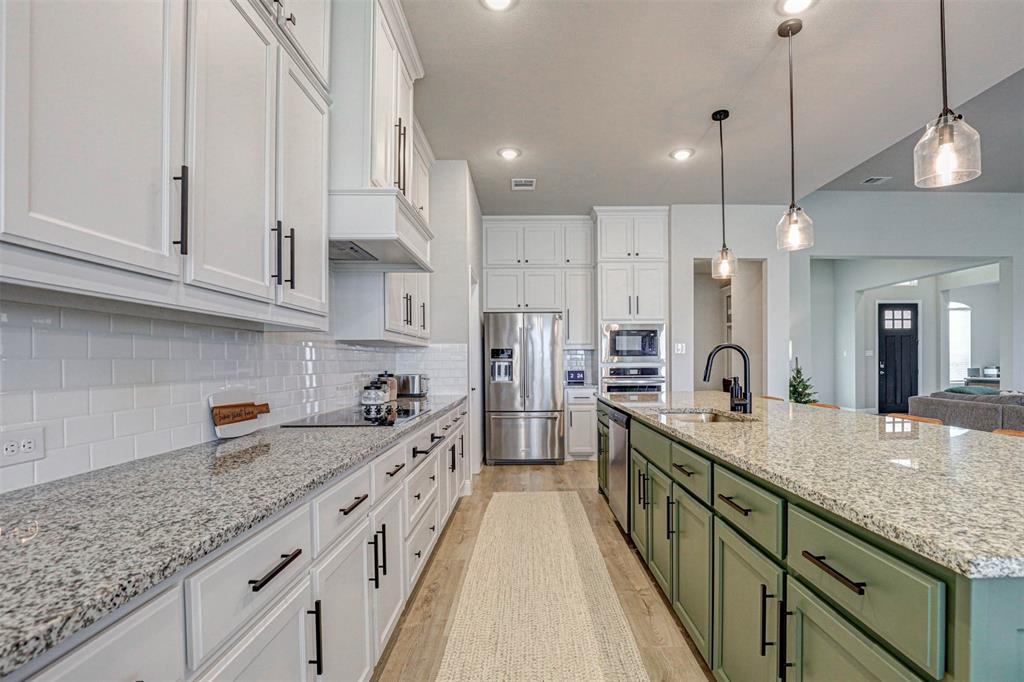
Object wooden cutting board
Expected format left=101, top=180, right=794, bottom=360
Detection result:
left=209, top=387, right=270, bottom=438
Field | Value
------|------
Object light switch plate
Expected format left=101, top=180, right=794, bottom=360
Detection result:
left=1, top=427, right=45, bottom=467
left=866, top=350, right=874, bottom=357
left=674, top=343, right=686, bottom=354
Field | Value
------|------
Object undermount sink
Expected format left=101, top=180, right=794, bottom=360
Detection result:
left=658, top=410, right=751, bottom=423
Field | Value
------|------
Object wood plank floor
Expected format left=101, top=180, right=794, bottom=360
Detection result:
left=372, top=461, right=713, bottom=681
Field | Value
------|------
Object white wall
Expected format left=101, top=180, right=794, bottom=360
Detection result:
left=428, top=161, right=475, bottom=344
left=949, top=283, right=1001, bottom=368
left=670, top=204, right=790, bottom=397
left=809, top=259, right=835, bottom=404
left=693, top=272, right=725, bottom=389
left=731, top=260, right=766, bottom=397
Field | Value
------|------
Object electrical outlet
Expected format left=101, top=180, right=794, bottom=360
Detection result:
left=1, top=427, right=44, bottom=467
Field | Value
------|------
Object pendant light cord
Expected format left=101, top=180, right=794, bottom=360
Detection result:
left=939, top=0, right=952, bottom=116
left=787, top=28, right=796, bottom=209
left=718, top=118, right=726, bottom=249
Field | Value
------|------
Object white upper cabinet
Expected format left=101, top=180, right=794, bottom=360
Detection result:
left=485, top=226, right=523, bottom=266
left=633, top=262, right=668, bottom=321
left=595, top=209, right=669, bottom=261
left=484, top=270, right=522, bottom=310
left=396, top=64, right=415, bottom=199
left=564, top=270, right=594, bottom=347
left=522, top=224, right=562, bottom=266
left=186, top=0, right=277, bottom=302
left=412, top=148, right=430, bottom=222
left=369, top=9, right=398, bottom=190
left=1, top=0, right=186, bottom=278
left=522, top=270, right=563, bottom=310
left=277, top=0, right=331, bottom=87
left=563, top=224, right=594, bottom=265
left=276, top=52, right=329, bottom=314
left=415, top=273, right=431, bottom=338
left=599, top=263, right=633, bottom=320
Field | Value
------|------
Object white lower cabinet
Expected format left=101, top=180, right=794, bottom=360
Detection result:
left=406, top=496, right=440, bottom=592
left=196, top=578, right=315, bottom=682
left=311, top=520, right=375, bottom=682
left=444, top=437, right=460, bottom=519
left=32, top=588, right=185, bottom=682
left=565, top=388, right=598, bottom=457
left=369, top=485, right=405, bottom=656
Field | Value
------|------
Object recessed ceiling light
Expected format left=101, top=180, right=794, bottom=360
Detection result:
left=781, top=0, right=814, bottom=14
left=481, top=0, right=515, bottom=10
left=498, top=147, right=521, bottom=160
left=670, top=148, right=695, bottom=162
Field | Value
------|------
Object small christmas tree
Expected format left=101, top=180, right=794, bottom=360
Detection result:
left=789, top=357, right=817, bottom=404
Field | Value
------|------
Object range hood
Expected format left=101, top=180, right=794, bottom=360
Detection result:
left=328, top=188, right=433, bottom=272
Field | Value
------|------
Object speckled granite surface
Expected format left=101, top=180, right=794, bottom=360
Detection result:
left=602, top=391, right=1024, bottom=580
left=0, top=394, right=465, bottom=676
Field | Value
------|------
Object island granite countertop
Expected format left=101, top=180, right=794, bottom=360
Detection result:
left=0, top=393, right=466, bottom=676
left=600, top=391, right=1024, bottom=580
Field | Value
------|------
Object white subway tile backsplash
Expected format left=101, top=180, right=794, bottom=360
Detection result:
left=111, top=314, right=153, bottom=335
left=0, top=392, right=33, bottom=426
left=114, top=408, right=154, bottom=437
left=90, top=437, right=135, bottom=470
left=63, top=358, right=114, bottom=388
left=134, top=384, right=171, bottom=409
left=152, top=359, right=187, bottom=383
left=112, top=358, right=153, bottom=385
left=135, top=429, right=171, bottom=459
left=88, top=333, right=134, bottom=359
left=60, top=308, right=111, bottom=333
left=155, top=404, right=189, bottom=430
left=89, top=386, right=134, bottom=414
left=35, top=445, right=90, bottom=483
left=0, top=301, right=60, bottom=328
left=35, top=389, right=89, bottom=420
left=0, top=462, right=35, bottom=492
left=0, top=326, right=32, bottom=357
left=65, top=414, right=115, bottom=446
left=1, top=358, right=62, bottom=391
left=33, top=328, right=89, bottom=358
left=133, top=335, right=170, bottom=359
left=170, top=423, right=203, bottom=449
left=171, top=383, right=201, bottom=405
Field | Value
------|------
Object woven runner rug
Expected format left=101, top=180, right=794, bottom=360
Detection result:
left=436, top=491, right=650, bottom=681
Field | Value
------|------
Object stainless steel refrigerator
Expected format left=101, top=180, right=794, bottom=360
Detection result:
left=485, top=312, right=564, bottom=463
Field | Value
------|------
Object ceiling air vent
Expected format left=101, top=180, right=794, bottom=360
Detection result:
left=860, top=176, right=892, bottom=185
left=511, top=178, right=536, bottom=191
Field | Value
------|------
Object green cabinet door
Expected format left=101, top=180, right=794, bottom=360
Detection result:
left=784, top=577, right=920, bottom=682
left=712, top=518, right=784, bottom=682
left=630, top=451, right=649, bottom=559
left=672, top=484, right=713, bottom=662
left=647, top=464, right=673, bottom=595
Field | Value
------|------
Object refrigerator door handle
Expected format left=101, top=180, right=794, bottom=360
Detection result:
left=524, top=324, right=530, bottom=401
left=490, top=414, right=560, bottom=420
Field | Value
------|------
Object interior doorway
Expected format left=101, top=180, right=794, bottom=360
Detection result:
left=468, top=268, right=484, bottom=476
left=877, top=303, right=919, bottom=413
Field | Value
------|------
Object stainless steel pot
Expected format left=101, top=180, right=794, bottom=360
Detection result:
left=395, top=374, right=429, bottom=397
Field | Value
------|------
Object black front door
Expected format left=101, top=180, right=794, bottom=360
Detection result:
left=878, top=303, right=919, bottom=413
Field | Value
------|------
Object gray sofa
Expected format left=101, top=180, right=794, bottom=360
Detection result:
left=908, top=391, right=1024, bottom=432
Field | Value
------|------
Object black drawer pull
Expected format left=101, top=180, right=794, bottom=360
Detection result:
left=284, top=227, right=296, bottom=289
left=414, top=492, right=421, bottom=500
left=368, top=536, right=380, bottom=588
left=271, top=220, right=283, bottom=284
left=672, top=463, right=695, bottom=477
left=429, top=474, right=436, bottom=481
left=248, top=548, right=302, bottom=592
left=801, top=550, right=866, bottom=595
left=340, top=494, right=368, bottom=515
left=379, top=523, right=388, bottom=576
left=307, top=599, right=323, bottom=675
left=429, top=524, right=436, bottom=532
left=414, top=437, right=444, bottom=458
left=415, top=550, right=422, bottom=558
left=717, top=494, right=752, bottom=516
left=172, top=165, right=189, bottom=254
left=759, top=584, right=776, bottom=656
left=385, top=463, right=405, bottom=478
left=666, top=496, right=675, bottom=540
left=431, top=433, right=444, bottom=442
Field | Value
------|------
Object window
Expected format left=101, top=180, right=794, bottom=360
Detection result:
left=949, top=302, right=971, bottom=384
left=883, top=308, right=914, bottom=330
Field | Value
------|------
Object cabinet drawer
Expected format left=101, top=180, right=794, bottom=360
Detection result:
left=669, top=442, right=711, bottom=505
left=631, top=422, right=670, bottom=473
left=788, top=506, right=945, bottom=679
left=407, top=422, right=444, bottom=469
left=32, top=588, right=185, bottom=682
left=405, top=448, right=439, bottom=533
left=406, top=495, right=440, bottom=592
left=713, top=466, right=784, bottom=559
left=186, top=506, right=312, bottom=668
left=312, top=464, right=372, bottom=556
left=372, top=442, right=408, bottom=503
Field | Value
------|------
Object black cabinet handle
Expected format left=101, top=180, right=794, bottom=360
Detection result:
left=450, top=444, right=456, bottom=472
left=717, top=494, right=752, bottom=516
left=666, top=496, right=675, bottom=540
left=271, top=220, right=283, bottom=284
left=636, top=295, right=639, bottom=315
left=401, top=125, right=408, bottom=193
left=430, top=524, right=436, bottom=532
left=415, top=550, right=422, bottom=558
left=379, top=523, right=388, bottom=576
left=284, top=227, right=295, bottom=289
left=431, top=433, right=444, bottom=442
left=394, top=118, right=402, bottom=188
left=672, top=463, right=694, bottom=477
left=340, top=494, right=368, bottom=515
left=414, top=437, right=445, bottom=458
left=801, top=550, right=866, bottom=595
left=248, top=548, right=302, bottom=592
left=628, top=296, right=632, bottom=315
left=429, top=474, right=436, bottom=481
left=172, top=165, right=189, bottom=255
left=385, top=462, right=405, bottom=478
left=421, top=301, right=426, bottom=330
left=368, top=535, right=380, bottom=589
left=285, top=11, right=296, bottom=24
left=759, top=584, right=776, bottom=656
left=414, top=492, right=421, bottom=500
left=636, top=472, right=643, bottom=506
left=459, top=434, right=464, bottom=457
left=778, top=600, right=794, bottom=680
left=307, top=599, right=323, bottom=675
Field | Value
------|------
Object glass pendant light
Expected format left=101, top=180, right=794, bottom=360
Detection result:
left=775, top=19, right=814, bottom=252
left=711, top=110, right=737, bottom=280
left=913, top=0, right=981, bottom=188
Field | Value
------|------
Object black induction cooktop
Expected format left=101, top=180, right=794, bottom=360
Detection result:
left=281, top=402, right=430, bottom=428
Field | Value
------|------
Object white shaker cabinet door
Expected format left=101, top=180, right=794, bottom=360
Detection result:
left=564, top=270, right=594, bottom=347
left=633, top=262, right=668, bottom=321
left=566, top=406, right=597, bottom=456
left=277, top=51, right=329, bottom=314
left=186, top=0, right=276, bottom=302
left=370, top=486, right=406, bottom=658
left=484, top=270, right=522, bottom=310
left=563, top=224, right=594, bottom=265
left=485, top=226, right=522, bottom=266
left=522, top=270, right=563, bottom=310
left=2, top=0, right=186, bottom=277
left=196, top=579, right=314, bottom=682
left=311, top=521, right=375, bottom=682
left=598, top=216, right=633, bottom=260
left=633, top=214, right=668, bottom=260
left=522, top=224, right=562, bottom=266
left=32, top=588, right=185, bottom=682
left=413, top=149, right=430, bottom=223
left=396, top=63, right=414, bottom=199
left=278, top=0, right=330, bottom=86
left=385, top=272, right=408, bottom=334
left=599, top=263, right=633, bottom=320
left=370, top=8, right=398, bottom=189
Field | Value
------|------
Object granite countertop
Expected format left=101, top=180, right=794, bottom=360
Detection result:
left=601, top=391, right=1024, bottom=580
left=0, top=394, right=466, bottom=676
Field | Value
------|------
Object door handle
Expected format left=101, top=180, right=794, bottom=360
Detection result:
left=248, top=549, right=302, bottom=592
left=628, top=295, right=632, bottom=315
left=368, top=535, right=380, bottom=589
left=379, top=523, right=388, bottom=576
left=284, top=227, right=295, bottom=289
left=666, top=496, right=674, bottom=539
left=778, top=600, right=794, bottom=680
left=421, top=301, right=426, bottom=330
left=759, top=584, right=776, bottom=656
left=172, top=165, right=189, bottom=254
left=636, top=295, right=639, bottom=315
left=271, top=220, right=283, bottom=285
left=306, top=599, right=323, bottom=675
left=394, top=118, right=402, bottom=187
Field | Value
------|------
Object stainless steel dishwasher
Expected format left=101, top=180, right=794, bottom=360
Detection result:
left=607, top=407, right=630, bottom=532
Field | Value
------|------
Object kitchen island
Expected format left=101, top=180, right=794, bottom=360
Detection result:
left=598, top=391, right=1024, bottom=682
left=0, top=394, right=468, bottom=679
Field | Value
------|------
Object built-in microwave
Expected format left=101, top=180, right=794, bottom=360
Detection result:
left=601, top=323, right=665, bottom=363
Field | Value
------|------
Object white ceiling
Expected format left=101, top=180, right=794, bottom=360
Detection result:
left=403, top=0, right=1024, bottom=215
left=822, top=68, right=1024, bottom=192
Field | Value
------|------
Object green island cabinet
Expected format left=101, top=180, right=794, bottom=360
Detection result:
left=612, top=408, right=1024, bottom=682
